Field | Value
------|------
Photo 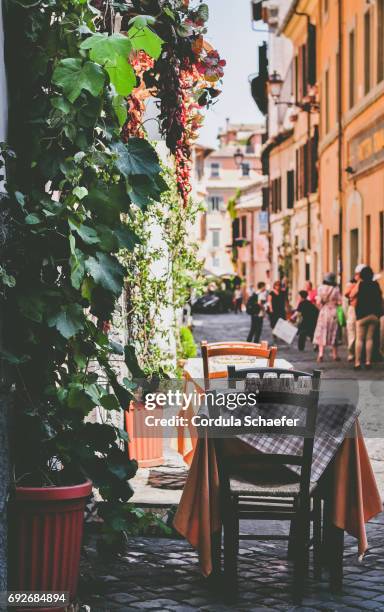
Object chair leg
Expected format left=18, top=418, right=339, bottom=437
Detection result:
left=313, top=496, right=322, bottom=580
left=223, top=499, right=238, bottom=600
left=288, top=504, right=298, bottom=560
left=292, top=510, right=310, bottom=604
left=329, top=526, right=344, bottom=593
left=211, top=530, right=222, bottom=576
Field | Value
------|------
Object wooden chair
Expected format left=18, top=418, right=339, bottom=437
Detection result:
left=211, top=368, right=322, bottom=604
left=201, top=341, right=277, bottom=390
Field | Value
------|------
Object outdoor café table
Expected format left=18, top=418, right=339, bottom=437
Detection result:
left=172, top=356, right=293, bottom=465
left=173, top=369, right=382, bottom=581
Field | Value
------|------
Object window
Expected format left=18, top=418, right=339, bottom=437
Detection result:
left=298, top=44, right=308, bottom=100
left=262, top=186, right=269, bottom=211
left=287, top=170, right=295, bottom=209
left=350, top=229, right=359, bottom=277
left=212, top=256, right=220, bottom=268
left=245, top=143, right=255, bottom=154
left=210, top=162, right=220, bottom=178
left=378, top=0, right=384, bottom=82
left=380, top=211, right=384, bottom=270
left=311, top=127, right=319, bottom=192
left=324, top=69, right=330, bottom=134
left=270, top=177, right=282, bottom=213
left=241, top=162, right=251, bottom=177
left=296, top=144, right=309, bottom=200
left=241, top=216, right=247, bottom=238
left=211, top=229, right=220, bottom=248
left=332, top=234, right=340, bottom=277
left=349, top=29, right=356, bottom=108
left=208, top=195, right=223, bottom=212
left=364, top=11, right=372, bottom=95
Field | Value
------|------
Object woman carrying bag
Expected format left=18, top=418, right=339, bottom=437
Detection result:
left=313, top=272, right=342, bottom=362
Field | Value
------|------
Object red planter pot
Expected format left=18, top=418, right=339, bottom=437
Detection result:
left=9, top=480, right=92, bottom=611
left=125, top=401, right=164, bottom=468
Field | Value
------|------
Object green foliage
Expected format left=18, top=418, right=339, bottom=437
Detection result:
left=121, top=167, right=204, bottom=374
left=179, top=326, right=197, bottom=359
left=1, top=0, right=166, bottom=527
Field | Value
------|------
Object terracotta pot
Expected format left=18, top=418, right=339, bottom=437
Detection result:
left=125, top=401, right=164, bottom=468
left=9, top=480, right=92, bottom=611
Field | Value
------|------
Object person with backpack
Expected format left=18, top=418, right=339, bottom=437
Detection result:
left=246, top=282, right=266, bottom=343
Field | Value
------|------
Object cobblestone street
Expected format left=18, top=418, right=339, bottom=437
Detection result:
left=79, top=312, right=384, bottom=611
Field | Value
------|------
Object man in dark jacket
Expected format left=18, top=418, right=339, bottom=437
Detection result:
left=246, top=283, right=266, bottom=343
left=293, top=290, right=319, bottom=351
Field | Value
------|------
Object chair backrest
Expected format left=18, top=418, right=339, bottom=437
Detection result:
left=201, top=341, right=277, bottom=388
left=211, top=368, right=321, bottom=506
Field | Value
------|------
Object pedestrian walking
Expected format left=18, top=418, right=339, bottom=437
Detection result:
left=291, top=290, right=319, bottom=351
left=267, top=280, right=287, bottom=330
left=353, top=266, right=383, bottom=370
left=313, top=272, right=342, bottom=362
left=344, top=264, right=365, bottom=362
left=305, top=281, right=317, bottom=305
left=233, top=287, right=243, bottom=314
left=246, top=282, right=267, bottom=343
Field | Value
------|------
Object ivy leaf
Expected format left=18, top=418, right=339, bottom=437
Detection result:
left=106, top=56, right=136, bottom=97
left=114, top=226, right=141, bottom=250
left=73, top=186, right=88, bottom=200
left=86, top=183, right=129, bottom=224
left=128, top=15, right=156, bottom=27
left=85, top=252, right=125, bottom=295
left=18, top=293, right=44, bottom=323
left=198, top=3, right=209, bottom=21
left=25, top=213, right=41, bottom=225
left=80, top=33, right=132, bottom=63
left=80, top=34, right=135, bottom=96
left=128, top=24, right=163, bottom=59
left=100, top=394, right=120, bottom=411
left=112, top=95, right=128, bottom=127
left=51, top=97, right=72, bottom=114
left=124, top=345, right=146, bottom=378
left=68, top=386, right=98, bottom=414
left=52, top=59, right=105, bottom=103
left=48, top=304, right=85, bottom=339
left=111, top=139, right=161, bottom=178
left=70, top=249, right=86, bottom=290
left=69, top=218, right=100, bottom=244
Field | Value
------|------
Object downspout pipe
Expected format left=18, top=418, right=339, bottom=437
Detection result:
left=294, top=10, right=312, bottom=258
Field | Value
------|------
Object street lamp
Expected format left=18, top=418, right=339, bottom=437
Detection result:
left=266, top=70, right=320, bottom=112
left=234, top=148, right=245, bottom=167
left=267, top=70, right=284, bottom=101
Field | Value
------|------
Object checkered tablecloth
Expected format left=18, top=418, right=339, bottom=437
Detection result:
left=200, top=380, right=359, bottom=483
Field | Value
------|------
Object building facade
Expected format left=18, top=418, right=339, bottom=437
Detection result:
left=193, top=123, right=264, bottom=278
left=254, top=0, right=321, bottom=299
left=318, top=0, right=384, bottom=288
left=253, top=0, right=384, bottom=295
left=234, top=176, right=271, bottom=290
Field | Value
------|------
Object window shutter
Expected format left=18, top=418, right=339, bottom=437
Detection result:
left=308, top=24, right=317, bottom=86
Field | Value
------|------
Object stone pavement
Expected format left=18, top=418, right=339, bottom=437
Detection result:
left=79, top=513, right=384, bottom=611
left=192, top=312, right=384, bottom=495
left=78, top=311, right=384, bottom=611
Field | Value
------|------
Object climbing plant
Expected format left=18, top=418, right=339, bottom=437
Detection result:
left=121, top=167, right=203, bottom=374
left=0, top=0, right=223, bottom=537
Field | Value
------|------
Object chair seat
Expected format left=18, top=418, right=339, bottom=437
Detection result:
left=230, top=474, right=318, bottom=497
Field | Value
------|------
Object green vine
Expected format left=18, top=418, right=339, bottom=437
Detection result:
left=0, top=0, right=167, bottom=512
left=121, top=167, right=203, bottom=375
